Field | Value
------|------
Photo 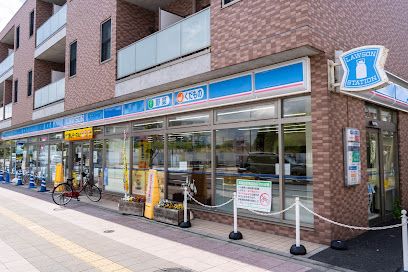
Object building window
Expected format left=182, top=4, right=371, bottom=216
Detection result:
left=282, top=96, right=311, bottom=118
left=168, top=113, right=209, bottom=127
left=222, top=0, right=240, bottom=7
left=13, top=80, right=18, bottom=103
left=16, top=26, right=20, bottom=49
left=69, top=41, right=77, bottom=77
left=27, top=70, right=32, bottom=96
left=100, top=19, right=111, bottom=62
left=216, top=101, right=277, bottom=123
left=29, top=11, right=34, bottom=37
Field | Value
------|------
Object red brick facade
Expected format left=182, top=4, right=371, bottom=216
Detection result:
left=0, top=0, right=407, bottom=245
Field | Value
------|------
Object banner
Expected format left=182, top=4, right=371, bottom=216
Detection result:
left=236, top=179, right=272, bottom=212
left=64, top=127, right=93, bottom=141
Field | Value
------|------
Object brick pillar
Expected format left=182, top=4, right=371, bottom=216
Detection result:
left=398, top=112, right=408, bottom=209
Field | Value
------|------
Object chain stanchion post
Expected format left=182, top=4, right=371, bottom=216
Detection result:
left=290, top=197, right=306, bottom=255
left=401, top=210, right=408, bottom=272
left=229, top=192, right=243, bottom=240
left=180, top=187, right=191, bottom=228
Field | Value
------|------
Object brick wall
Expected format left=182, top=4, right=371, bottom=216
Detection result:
left=0, top=43, right=13, bottom=62
left=399, top=112, right=408, bottom=209
left=64, top=0, right=117, bottom=111
left=163, top=0, right=194, bottom=17
left=116, top=0, right=155, bottom=51
left=33, top=59, right=65, bottom=91
left=7, top=0, right=37, bottom=126
left=35, top=0, right=53, bottom=30
left=4, top=80, right=12, bottom=105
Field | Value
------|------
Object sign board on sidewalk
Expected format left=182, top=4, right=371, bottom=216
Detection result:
left=344, top=128, right=361, bottom=186
left=144, top=169, right=160, bottom=219
left=339, top=45, right=389, bottom=92
left=236, top=179, right=272, bottom=212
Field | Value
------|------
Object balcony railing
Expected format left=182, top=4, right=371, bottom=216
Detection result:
left=4, top=103, right=12, bottom=119
left=36, top=4, right=67, bottom=47
left=117, top=7, right=210, bottom=79
left=0, top=53, right=14, bottom=78
left=34, top=78, right=65, bottom=109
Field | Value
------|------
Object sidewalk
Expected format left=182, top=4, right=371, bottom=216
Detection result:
left=0, top=183, right=352, bottom=272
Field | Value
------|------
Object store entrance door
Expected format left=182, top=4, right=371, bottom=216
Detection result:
left=72, top=141, right=91, bottom=188
left=367, top=128, right=398, bottom=225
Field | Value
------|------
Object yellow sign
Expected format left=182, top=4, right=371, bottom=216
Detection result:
left=144, top=169, right=160, bottom=219
left=64, top=127, right=93, bottom=141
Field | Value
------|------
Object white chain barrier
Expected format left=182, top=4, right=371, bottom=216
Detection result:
left=298, top=201, right=405, bottom=231
left=187, top=192, right=234, bottom=208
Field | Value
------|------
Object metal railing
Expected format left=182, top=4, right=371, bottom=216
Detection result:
left=34, top=78, right=65, bottom=109
left=117, top=7, right=210, bottom=79
left=36, top=4, right=67, bottom=47
left=4, top=103, right=12, bottom=119
left=0, top=53, right=14, bottom=78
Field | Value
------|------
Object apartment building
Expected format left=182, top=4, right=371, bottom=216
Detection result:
left=0, top=0, right=407, bottom=244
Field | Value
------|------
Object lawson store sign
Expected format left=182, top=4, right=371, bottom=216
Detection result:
left=1, top=58, right=310, bottom=140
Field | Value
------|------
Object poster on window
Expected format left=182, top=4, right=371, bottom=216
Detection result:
left=344, top=128, right=361, bottom=186
left=236, top=179, right=272, bottom=212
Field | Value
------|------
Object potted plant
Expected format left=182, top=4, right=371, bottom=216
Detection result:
left=153, top=200, right=188, bottom=226
left=118, top=195, right=146, bottom=216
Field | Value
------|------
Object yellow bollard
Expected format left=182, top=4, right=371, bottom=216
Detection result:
left=54, top=163, right=64, bottom=192
left=144, top=169, right=160, bottom=219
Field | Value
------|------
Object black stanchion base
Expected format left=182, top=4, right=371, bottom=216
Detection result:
left=330, top=240, right=348, bottom=250
left=229, top=231, right=243, bottom=240
left=290, top=244, right=307, bottom=255
left=179, top=221, right=191, bottom=228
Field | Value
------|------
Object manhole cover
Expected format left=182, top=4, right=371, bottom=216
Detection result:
left=103, top=229, right=115, bottom=233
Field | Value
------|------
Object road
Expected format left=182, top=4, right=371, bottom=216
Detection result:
left=0, top=186, right=348, bottom=272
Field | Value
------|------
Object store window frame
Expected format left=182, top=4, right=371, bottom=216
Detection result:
left=100, top=18, right=112, bottom=63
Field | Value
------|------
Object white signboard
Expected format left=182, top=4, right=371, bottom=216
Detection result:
left=344, top=128, right=361, bottom=186
left=236, top=179, right=272, bottom=212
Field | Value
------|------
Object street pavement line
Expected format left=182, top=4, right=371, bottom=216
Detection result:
left=0, top=206, right=132, bottom=272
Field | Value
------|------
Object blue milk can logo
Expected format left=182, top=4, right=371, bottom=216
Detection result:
left=340, top=45, right=389, bottom=92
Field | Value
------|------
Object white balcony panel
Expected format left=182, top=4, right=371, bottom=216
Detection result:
left=34, top=26, right=66, bottom=63
left=4, top=103, right=12, bottom=119
left=0, top=53, right=14, bottom=82
left=34, top=78, right=65, bottom=109
left=117, top=8, right=210, bottom=79
left=32, top=101, right=64, bottom=120
left=36, top=4, right=67, bottom=47
left=116, top=51, right=210, bottom=97
left=0, top=119, right=11, bottom=130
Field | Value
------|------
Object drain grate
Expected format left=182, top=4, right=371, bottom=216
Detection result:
left=157, top=269, right=193, bottom=272
left=103, top=229, right=115, bottom=233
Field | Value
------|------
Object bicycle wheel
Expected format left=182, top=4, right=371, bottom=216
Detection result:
left=84, top=184, right=101, bottom=202
left=52, top=183, right=73, bottom=205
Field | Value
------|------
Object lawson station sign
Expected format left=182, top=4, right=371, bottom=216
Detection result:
left=339, top=45, right=389, bottom=92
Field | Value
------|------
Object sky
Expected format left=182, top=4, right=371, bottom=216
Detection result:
left=0, top=0, right=25, bottom=32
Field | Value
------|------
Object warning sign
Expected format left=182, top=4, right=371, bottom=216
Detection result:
left=236, top=179, right=272, bottom=212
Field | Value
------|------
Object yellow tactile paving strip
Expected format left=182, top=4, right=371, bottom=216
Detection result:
left=0, top=206, right=132, bottom=272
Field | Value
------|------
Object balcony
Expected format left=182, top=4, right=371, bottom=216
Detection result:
left=0, top=53, right=14, bottom=83
left=4, top=103, right=12, bottom=119
left=117, top=7, right=210, bottom=79
left=34, top=78, right=65, bottom=109
left=35, top=5, right=67, bottom=63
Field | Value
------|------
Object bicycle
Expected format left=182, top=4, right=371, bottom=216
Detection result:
left=52, top=172, right=101, bottom=205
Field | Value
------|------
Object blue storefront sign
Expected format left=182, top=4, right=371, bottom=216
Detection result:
left=174, top=85, right=207, bottom=105
left=146, top=93, right=173, bottom=111
left=340, top=45, right=389, bottom=92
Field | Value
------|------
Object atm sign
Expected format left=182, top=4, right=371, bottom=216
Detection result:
left=175, top=86, right=207, bottom=105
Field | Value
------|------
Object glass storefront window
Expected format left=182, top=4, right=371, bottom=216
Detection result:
left=15, top=141, right=26, bottom=172
left=380, top=109, right=395, bottom=123
left=215, top=125, right=280, bottom=217
left=0, top=148, right=4, bottom=171
left=39, top=136, right=48, bottom=142
left=132, top=135, right=164, bottom=197
left=94, top=126, right=104, bottom=137
left=105, top=138, right=129, bottom=193
left=365, top=105, right=378, bottom=120
left=168, top=113, right=209, bottom=127
left=133, top=120, right=164, bottom=131
left=93, top=140, right=104, bottom=187
left=38, top=144, right=49, bottom=179
left=383, top=131, right=397, bottom=213
left=216, top=102, right=277, bottom=123
left=50, top=143, right=63, bottom=182
left=4, top=143, right=10, bottom=173
left=283, top=123, right=313, bottom=223
left=283, top=96, right=311, bottom=118
left=105, top=124, right=129, bottom=135
left=27, top=145, right=37, bottom=174
left=168, top=131, right=211, bottom=204
left=11, top=141, right=16, bottom=174
left=50, top=133, right=63, bottom=140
